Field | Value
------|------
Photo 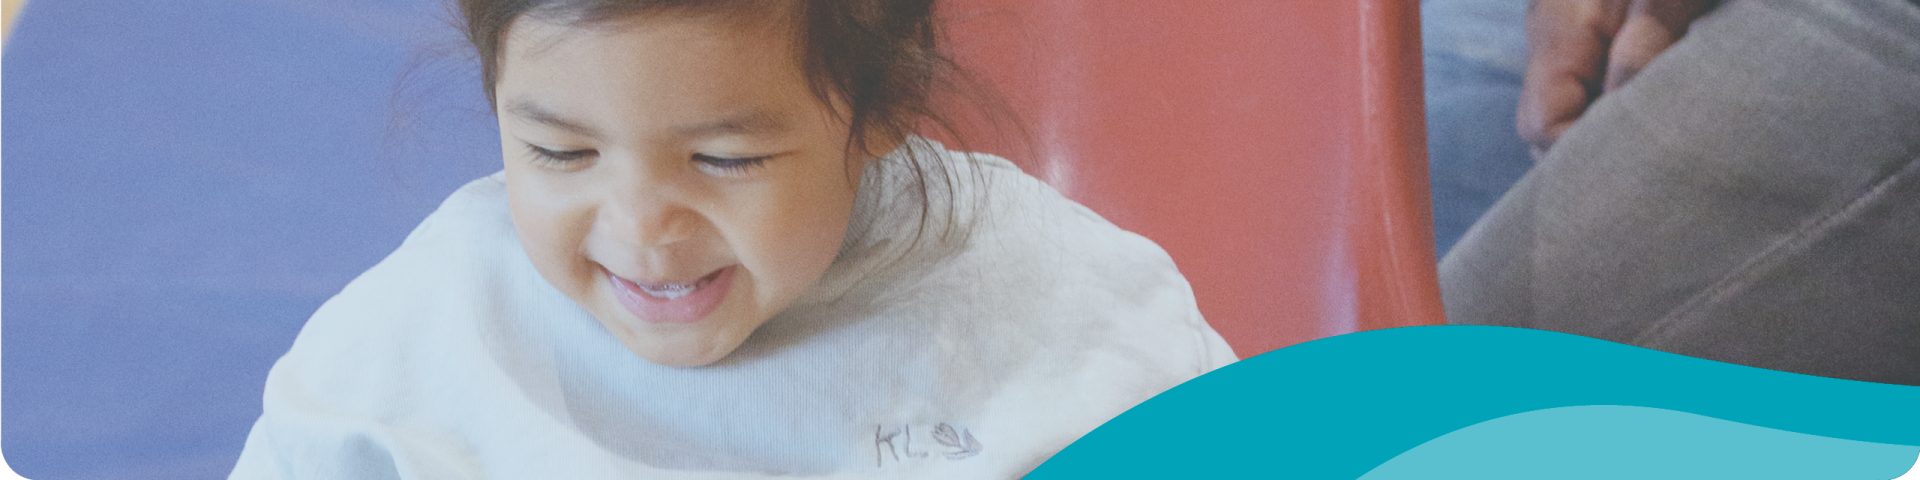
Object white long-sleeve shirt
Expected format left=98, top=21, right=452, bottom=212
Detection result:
left=231, top=138, right=1236, bottom=479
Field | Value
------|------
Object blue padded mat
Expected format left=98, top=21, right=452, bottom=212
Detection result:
left=4, top=1, right=499, bottom=477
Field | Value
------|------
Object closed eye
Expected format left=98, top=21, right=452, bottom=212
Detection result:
left=693, top=153, right=771, bottom=173
left=526, top=144, right=596, bottom=165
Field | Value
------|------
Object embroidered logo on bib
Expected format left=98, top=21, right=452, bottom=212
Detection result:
left=875, top=423, right=983, bottom=466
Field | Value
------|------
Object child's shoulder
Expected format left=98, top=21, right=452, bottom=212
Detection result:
left=357, top=171, right=520, bottom=302
left=854, top=139, right=1238, bottom=397
left=869, top=138, right=1219, bottom=349
left=273, top=170, right=543, bottom=382
left=398, top=171, right=513, bottom=246
left=913, top=139, right=1179, bottom=276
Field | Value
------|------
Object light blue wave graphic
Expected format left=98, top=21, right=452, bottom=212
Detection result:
left=1361, top=405, right=1917, bottom=479
left=1030, top=326, right=1920, bottom=478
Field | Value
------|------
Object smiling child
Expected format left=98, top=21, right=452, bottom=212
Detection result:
left=230, top=0, right=1234, bottom=478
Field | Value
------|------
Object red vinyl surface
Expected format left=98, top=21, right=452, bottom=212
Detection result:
left=937, top=0, right=1444, bottom=358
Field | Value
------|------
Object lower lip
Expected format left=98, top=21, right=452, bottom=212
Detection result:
left=607, top=266, right=735, bottom=325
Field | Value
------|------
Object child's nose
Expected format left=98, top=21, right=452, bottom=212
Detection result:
left=601, top=165, right=699, bottom=250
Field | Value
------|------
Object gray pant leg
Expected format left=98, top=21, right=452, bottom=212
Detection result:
left=1439, top=0, right=1920, bottom=385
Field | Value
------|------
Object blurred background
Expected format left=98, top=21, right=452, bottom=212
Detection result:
left=1, top=0, right=1531, bottom=478
left=2, top=1, right=504, bottom=477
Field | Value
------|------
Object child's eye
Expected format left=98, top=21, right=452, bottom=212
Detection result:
left=526, top=144, right=596, bottom=168
left=692, top=153, right=771, bottom=175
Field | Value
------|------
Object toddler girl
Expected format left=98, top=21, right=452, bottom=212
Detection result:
left=231, top=0, right=1234, bottom=477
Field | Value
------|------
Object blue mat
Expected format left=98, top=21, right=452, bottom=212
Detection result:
left=4, top=1, right=499, bottom=477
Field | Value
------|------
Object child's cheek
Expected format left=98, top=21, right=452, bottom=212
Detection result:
left=744, top=176, right=857, bottom=309
left=505, top=172, right=601, bottom=302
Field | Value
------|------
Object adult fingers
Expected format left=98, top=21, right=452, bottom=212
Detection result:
left=1517, top=0, right=1629, bottom=156
left=1604, top=0, right=1718, bottom=92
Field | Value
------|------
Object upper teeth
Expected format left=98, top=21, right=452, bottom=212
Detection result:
left=639, top=282, right=698, bottom=299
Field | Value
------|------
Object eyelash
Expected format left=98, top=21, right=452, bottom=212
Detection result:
left=524, top=144, right=770, bottom=173
left=693, top=153, right=771, bottom=173
left=526, top=145, right=594, bottom=167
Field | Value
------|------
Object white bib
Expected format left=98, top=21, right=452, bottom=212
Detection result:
left=231, top=138, right=1236, bottom=479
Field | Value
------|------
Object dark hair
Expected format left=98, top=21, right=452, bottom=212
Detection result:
left=458, top=0, right=954, bottom=161
left=453, top=0, right=1031, bottom=257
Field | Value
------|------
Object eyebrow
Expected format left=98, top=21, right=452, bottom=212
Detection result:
left=504, top=99, right=602, bottom=137
left=503, top=98, right=793, bottom=139
left=676, top=109, right=791, bottom=138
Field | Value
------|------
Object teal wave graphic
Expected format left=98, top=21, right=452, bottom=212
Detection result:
left=1030, top=326, right=1920, bottom=478
left=1361, top=405, right=1917, bottom=479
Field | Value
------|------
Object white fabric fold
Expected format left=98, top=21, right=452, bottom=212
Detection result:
left=231, top=138, right=1237, bottom=479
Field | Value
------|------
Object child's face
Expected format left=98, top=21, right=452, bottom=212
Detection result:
left=493, top=13, right=867, bottom=367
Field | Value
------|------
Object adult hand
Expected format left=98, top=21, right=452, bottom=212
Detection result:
left=1516, top=0, right=1718, bottom=158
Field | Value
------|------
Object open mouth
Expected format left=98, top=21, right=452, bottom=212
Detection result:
left=606, top=266, right=736, bottom=325
left=635, top=269, right=725, bottom=300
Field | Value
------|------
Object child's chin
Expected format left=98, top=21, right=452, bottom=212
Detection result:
left=615, top=329, right=749, bottom=368
left=636, top=348, right=733, bottom=368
